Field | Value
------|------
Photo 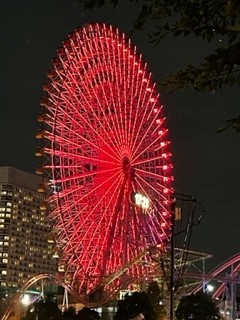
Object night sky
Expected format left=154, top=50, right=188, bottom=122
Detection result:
left=1, top=0, right=240, bottom=270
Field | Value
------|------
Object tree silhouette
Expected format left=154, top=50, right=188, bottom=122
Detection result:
left=175, top=292, right=221, bottom=320
left=147, top=281, right=166, bottom=320
left=62, top=306, right=77, bottom=319
left=80, top=0, right=240, bottom=132
left=77, top=307, right=100, bottom=320
left=114, top=291, right=155, bottom=320
left=22, top=297, right=62, bottom=320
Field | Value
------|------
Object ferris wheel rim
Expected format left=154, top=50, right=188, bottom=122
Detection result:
left=38, top=22, right=174, bottom=294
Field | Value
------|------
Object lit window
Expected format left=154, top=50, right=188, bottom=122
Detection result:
left=2, top=270, right=7, bottom=275
left=2, top=259, right=8, bottom=263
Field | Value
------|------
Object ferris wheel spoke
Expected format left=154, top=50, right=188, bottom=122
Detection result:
left=74, top=77, right=123, bottom=152
left=84, top=40, right=124, bottom=149
left=57, top=168, right=123, bottom=215
left=128, top=71, right=153, bottom=149
left=68, top=173, right=125, bottom=270
left=133, top=151, right=172, bottom=168
left=125, top=61, right=144, bottom=151
left=48, top=149, right=119, bottom=166
left=52, top=102, right=121, bottom=160
left=134, top=172, right=166, bottom=199
left=57, top=167, right=121, bottom=184
left=124, top=45, right=135, bottom=147
left=136, top=174, right=164, bottom=198
left=132, top=128, right=167, bottom=165
left=66, top=34, right=124, bottom=151
left=134, top=173, right=171, bottom=211
left=100, top=39, right=126, bottom=148
left=114, top=51, right=127, bottom=145
left=72, top=172, right=124, bottom=237
left=131, top=112, right=164, bottom=163
left=121, top=40, right=129, bottom=146
left=47, top=120, right=120, bottom=163
left=134, top=167, right=167, bottom=181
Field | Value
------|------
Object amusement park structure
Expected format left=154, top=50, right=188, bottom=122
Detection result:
left=35, top=22, right=174, bottom=300
left=3, top=251, right=240, bottom=320
left=2, top=23, right=240, bottom=320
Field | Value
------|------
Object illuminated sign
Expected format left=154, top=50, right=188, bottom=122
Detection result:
left=132, top=192, right=150, bottom=209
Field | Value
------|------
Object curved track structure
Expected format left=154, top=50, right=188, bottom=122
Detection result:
left=4, top=253, right=240, bottom=319
left=36, top=23, right=174, bottom=297
left=2, top=272, right=114, bottom=320
left=190, top=252, right=240, bottom=298
left=1, top=274, right=68, bottom=320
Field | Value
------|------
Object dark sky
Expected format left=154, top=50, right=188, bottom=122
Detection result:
left=1, top=0, right=240, bottom=270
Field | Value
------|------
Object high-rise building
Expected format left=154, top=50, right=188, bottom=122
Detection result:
left=0, top=166, right=57, bottom=290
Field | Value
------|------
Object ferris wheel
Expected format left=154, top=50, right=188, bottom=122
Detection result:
left=37, top=23, right=174, bottom=298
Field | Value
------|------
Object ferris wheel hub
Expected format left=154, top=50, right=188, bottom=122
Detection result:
left=122, top=156, right=131, bottom=175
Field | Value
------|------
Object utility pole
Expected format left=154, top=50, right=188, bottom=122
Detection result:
left=169, top=199, right=176, bottom=320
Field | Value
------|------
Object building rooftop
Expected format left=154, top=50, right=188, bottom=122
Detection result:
left=0, top=166, right=40, bottom=191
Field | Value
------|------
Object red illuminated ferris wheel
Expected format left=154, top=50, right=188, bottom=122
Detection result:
left=37, top=23, right=174, bottom=298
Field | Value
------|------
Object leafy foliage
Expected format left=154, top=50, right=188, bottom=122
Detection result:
left=160, top=42, right=240, bottom=92
left=80, top=0, right=240, bottom=132
left=22, top=297, right=62, bottom=320
left=62, top=306, right=77, bottom=319
left=175, top=292, right=222, bottom=320
left=82, top=0, right=119, bottom=9
left=114, top=282, right=166, bottom=320
left=77, top=307, right=100, bottom=320
left=114, top=291, right=155, bottom=320
left=147, top=281, right=166, bottom=320
left=23, top=302, right=100, bottom=320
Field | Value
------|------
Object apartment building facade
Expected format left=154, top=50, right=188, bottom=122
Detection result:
left=0, top=166, right=57, bottom=290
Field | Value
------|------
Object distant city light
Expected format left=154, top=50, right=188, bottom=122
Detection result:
left=21, top=294, right=31, bottom=305
left=206, top=284, right=214, bottom=292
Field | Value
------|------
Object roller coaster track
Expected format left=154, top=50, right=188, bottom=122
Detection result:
left=189, top=252, right=240, bottom=297
left=1, top=245, right=160, bottom=320
left=3, top=253, right=240, bottom=320
left=1, top=273, right=111, bottom=320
